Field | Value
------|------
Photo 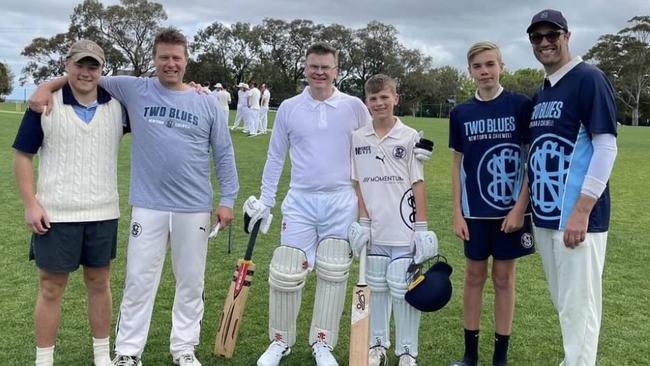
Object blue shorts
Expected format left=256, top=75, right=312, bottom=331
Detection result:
left=464, top=215, right=535, bottom=261
left=29, top=219, right=118, bottom=273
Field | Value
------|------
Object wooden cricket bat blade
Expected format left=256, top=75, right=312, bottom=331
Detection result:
left=349, top=247, right=370, bottom=366
left=214, top=259, right=255, bottom=358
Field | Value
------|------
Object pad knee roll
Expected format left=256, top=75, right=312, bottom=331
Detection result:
left=268, top=245, right=308, bottom=346
left=387, top=257, right=421, bottom=357
left=309, top=238, right=353, bottom=347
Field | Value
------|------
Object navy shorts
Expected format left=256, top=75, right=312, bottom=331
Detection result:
left=464, top=215, right=535, bottom=261
left=29, top=219, right=118, bottom=273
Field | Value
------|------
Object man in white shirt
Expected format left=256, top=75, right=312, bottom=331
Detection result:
left=246, top=42, right=371, bottom=366
left=246, top=81, right=261, bottom=136
left=212, top=83, right=231, bottom=127
left=259, top=84, right=271, bottom=134
left=232, top=82, right=249, bottom=130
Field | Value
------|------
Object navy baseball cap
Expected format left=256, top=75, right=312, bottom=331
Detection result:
left=527, top=9, right=568, bottom=33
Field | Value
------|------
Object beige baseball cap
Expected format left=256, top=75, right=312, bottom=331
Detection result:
left=66, top=39, right=105, bottom=66
left=215, top=83, right=223, bottom=88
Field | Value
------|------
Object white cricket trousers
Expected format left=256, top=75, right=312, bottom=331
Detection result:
left=115, top=207, right=211, bottom=359
left=246, top=108, right=260, bottom=134
left=259, top=106, right=269, bottom=132
left=232, top=104, right=246, bottom=129
left=534, top=227, right=607, bottom=366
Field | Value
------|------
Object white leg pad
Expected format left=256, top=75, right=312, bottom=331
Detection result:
left=366, top=255, right=392, bottom=349
left=309, top=238, right=353, bottom=348
left=387, top=257, right=421, bottom=358
left=268, top=245, right=309, bottom=347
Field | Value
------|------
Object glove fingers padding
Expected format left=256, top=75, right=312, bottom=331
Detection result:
left=243, top=196, right=272, bottom=234
left=348, top=218, right=371, bottom=257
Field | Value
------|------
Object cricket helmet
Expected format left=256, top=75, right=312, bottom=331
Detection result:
left=405, top=256, right=453, bottom=312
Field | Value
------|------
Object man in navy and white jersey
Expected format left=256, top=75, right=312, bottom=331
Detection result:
left=526, top=9, right=617, bottom=366
left=448, top=41, right=534, bottom=366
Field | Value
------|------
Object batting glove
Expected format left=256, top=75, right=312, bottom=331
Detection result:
left=348, top=218, right=371, bottom=257
left=413, top=221, right=438, bottom=264
left=414, top=130, right=434, bottom=162
left=243, top=196, right=273, bottom=234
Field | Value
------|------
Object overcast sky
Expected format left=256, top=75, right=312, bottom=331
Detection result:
left=1, top=0, right=648, bottom=100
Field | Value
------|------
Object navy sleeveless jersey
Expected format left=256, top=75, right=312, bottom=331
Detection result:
left=449, top=90, right=532, bottom=218
left=527, top=62, right=617, bottom=232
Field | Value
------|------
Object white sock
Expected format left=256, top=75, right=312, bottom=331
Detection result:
left=35, top=345, right=54, bottom=366
left=92, top=337, right=111, bottom=366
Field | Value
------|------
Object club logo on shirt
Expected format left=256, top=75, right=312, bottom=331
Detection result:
left=477, top=143, right=523, bottom=210
left=521, top=232, right=533, bottom=249
left=400, top=188, right=416, bottom=231
left=529, top=134, right=574, bottom=221
left=131, top=222, right=142, bottom=237
left=393, top=146, right=406, bottom=159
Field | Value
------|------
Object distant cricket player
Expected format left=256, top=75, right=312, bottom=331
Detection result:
left=348, top=74, right=438, bottom=366
left=13, top=39, right=127, bottom=366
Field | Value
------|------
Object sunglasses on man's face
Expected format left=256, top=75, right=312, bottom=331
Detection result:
left=529, top=30, right=565, bottom=45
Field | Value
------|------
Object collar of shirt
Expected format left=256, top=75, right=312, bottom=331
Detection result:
left=474, top=86, right=504, bottom=101
left=62, top=83, right=112, bottom=106
left=362, top=117, right=404, bottom=138
left=302, top=86, right=342, bottom=109
left=546, top=56, right=583, bottom=87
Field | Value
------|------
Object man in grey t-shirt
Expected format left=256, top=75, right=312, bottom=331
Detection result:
left=31, top=28, right=239, bottom=366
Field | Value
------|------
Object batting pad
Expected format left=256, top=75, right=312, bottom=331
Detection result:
left=367, top=255, right=392, bottom=349
left=268, top=245, right=309, bottom=347
left=309, top=238, right=353, bottom=347
left=387, top=257, right=421, bottom=357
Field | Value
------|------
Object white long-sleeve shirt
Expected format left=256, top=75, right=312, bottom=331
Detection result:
left=260, top=87, right=371, bottom=208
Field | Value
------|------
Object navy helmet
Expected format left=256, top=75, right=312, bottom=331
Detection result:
left=405, top=256, right=453, bottom=312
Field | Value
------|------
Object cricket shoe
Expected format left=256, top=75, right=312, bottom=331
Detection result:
left=449, top=361, right=479, bottom=366
left=398, top=353, right=417, bottom=366
left=312, top=341, right=338, bottom=366
left=257, top=340, right=291, bottom=366
left=111, top=355, right=141, bottom=366
left=173, top=353, right=202, bottom=366
left=369, top=345, right=388, bottom=366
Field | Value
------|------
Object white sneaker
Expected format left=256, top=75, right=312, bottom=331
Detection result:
left=369, top=346, right=388, bottom=366
left=398, top=353, right=417, bottom=366
left=257, top=340, right=291, bottom=366
left=111, top=355, right=141, bottom=366
left=173, top=353, right=202, bottom=366
left=312, top=341, right=338, bottom=366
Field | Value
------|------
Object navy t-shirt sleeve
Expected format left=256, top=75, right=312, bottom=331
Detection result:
left=578, top=69, right=618, bottom=136
left=12, top=109, right=43, bottom=154
left=448, top=108, right=463, bottom=153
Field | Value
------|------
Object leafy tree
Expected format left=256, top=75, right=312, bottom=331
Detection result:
left=0, top=61, right=14, bottom=101
left=585, top=16, right=650, bottom=125
left=21, top=0, right=166, bottom=84
left=500, top=68, right=545, bottom=97
left=69, top=0, right=167, bottom=76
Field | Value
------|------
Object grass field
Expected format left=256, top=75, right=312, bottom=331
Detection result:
left=1, top=106, right=648, bottom=365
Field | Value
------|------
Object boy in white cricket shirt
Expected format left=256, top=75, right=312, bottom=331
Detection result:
left=349, top=74, right=438, bottom=366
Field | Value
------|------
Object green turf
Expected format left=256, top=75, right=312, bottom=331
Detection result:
left=0, top=106, right=648, bottom=365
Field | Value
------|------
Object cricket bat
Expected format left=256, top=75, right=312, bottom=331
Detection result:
left=214, top=220, right=261, bottom=358
left=348, top=247, right=370, bottom=366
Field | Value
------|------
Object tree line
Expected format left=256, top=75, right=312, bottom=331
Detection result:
left=14, top=0, right=650, bottom=124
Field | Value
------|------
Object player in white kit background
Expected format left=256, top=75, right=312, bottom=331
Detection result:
left=212, top=82, right=231, bottom=126
left=246, top=81, right=262, bottom=136
left=30, top=28, right=240, bottom=366
left=348, top=74, right=438, bottom=366
left=232, top=82, right=249, bottom=130
left=259, top=83, right=271, bottom=134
